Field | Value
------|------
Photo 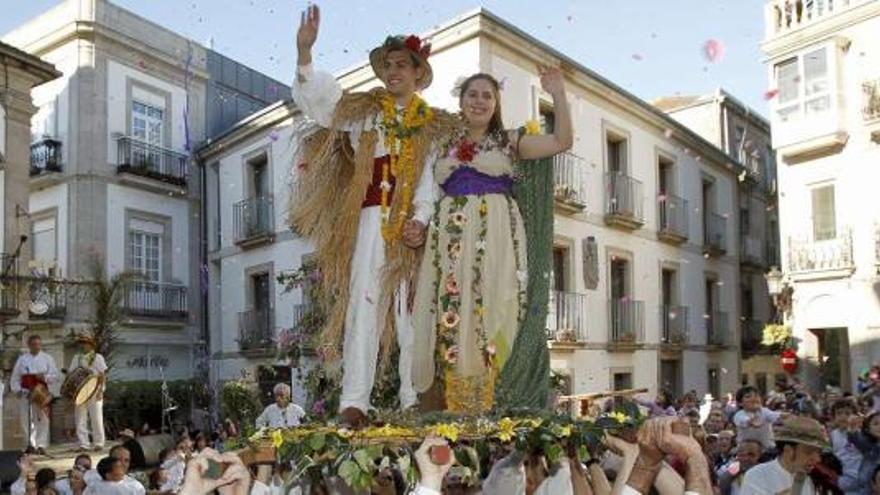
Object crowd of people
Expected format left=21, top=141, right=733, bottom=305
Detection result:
left=8, top=370, right=880, bottom=494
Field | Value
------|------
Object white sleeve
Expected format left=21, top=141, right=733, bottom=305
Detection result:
left=255, top=407, right=269, bottom=429
left=94, top=354, right=108, bottom=374
left=10, top=356, right=23, bottom=393
left=409, top=487, right=441, bottom=495
left=763, top=407, right=782, bottom=423
left=291, top=64, right=343, bottom=128
left=534, top=458, right=573, bottom=495
left=412, top=150, right=439, bottom=224
left=45, top=354, right=59, bottom=385
left=10, top=478, right=26, bottom=495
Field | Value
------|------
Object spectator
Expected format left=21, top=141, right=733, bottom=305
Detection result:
left=55, top=454, right=91, bottom=495
left=718, top=439, right=763, bottom=495
left=635, top=389, right=677, bottom=417
left=733, top=385, right=785, bottom=450
left=35, top=468, right=56, bottom=495
left=255, top=383, right=305, bottom=429
left=11, top=453, right=35, bottom=495
left=740, top=415, right=829, bottom=494
left=840, top=411, right=880, bottom=495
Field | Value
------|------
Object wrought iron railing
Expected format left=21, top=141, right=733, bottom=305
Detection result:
left=546, top=291, right=587, bottom=342
left=658, top=193, right=688, bottom=239
left=238, top=308, right=274, bottom=351
left=30, top=138, right=63, bottom=175
left=605, top=172, right=644, bottom=222
left=704, top=212, right=727, bottom=253
left=121, top=281, right=188, bottom=319
left=552, top=152, right=587, bottom=208
left=706, top=311, right=728, bottom=346
left=660, top=305, right=689, bottom=345
left=788, top=230, right=854, bottom=273
left=234, top=196, right=274, bottom=243
left=608, top=298, right=645, bottom=344
left=116, top=136, right=188, bottom=186
left=27, top=278, right=67, bottom=319
left=766, top=240, right=781, bottom=268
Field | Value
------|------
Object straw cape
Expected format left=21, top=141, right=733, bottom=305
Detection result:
left=289, top=87, right=459, bottom=374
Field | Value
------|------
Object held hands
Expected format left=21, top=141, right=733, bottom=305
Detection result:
left=402, top=219, right=427, bottom=248
left=296, top=4, right=320, bottom=54
left=539, top=66, right=566, bottom=97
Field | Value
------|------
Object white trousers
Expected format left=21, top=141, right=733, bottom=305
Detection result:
left=339, top=207, right=416, bottom=413
left=75, top=398, right=105, bottom=448
left=19, top=396, right=50, bottom=448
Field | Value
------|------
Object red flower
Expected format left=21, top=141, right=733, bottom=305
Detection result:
left=456, top=140, right=477, bottom=163
left=404, top=35, right=431, bottom=58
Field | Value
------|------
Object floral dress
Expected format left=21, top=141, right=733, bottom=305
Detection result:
left=412, top=131, right=528, bottom=413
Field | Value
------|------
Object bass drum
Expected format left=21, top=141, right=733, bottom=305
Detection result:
left=61, top=367, right=99, bottom=406
left=30, top=384, right=52, bottom=409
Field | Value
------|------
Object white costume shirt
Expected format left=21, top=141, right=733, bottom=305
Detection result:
left=10, top=351, right=59, bottom=393
left=740, top=460, right=816, bottom=495
left=255, top=403, right=306, bottom=429
left=69, top=352, right=108, bottom=396
left=83, top=476, right=145, bottom=495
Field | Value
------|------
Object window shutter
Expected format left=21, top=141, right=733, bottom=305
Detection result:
left=811, top=185, right=836, bottom=241
left=776, top=58, right=799, bottom=104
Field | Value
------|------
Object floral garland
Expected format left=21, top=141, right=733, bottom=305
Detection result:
left=246, top=407, right=645, bottom=491
left=378, top=94, right=433, bottom=242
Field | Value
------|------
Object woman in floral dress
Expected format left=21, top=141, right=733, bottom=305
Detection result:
left=410, top=69, right=572, bottom=413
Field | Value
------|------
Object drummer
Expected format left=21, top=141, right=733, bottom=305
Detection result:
left=70, top=333, right=107, bottom=452
left=10, top=334, right=59, bottom=455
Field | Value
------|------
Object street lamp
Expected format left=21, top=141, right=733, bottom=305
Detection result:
left=765, top=266, right=784, bottom=297
left=765, top=265, right=792, bottom=320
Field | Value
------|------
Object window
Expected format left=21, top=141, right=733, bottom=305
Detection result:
left=741, top=284, right=754, bottom=319
left=552, top=247, right=568, bottom=292
left=249, top=154, right=269, bottom=199
left=251, top=272, right=271, bottom=310
left=740, top=206, right=750, bottom=235
left=539, top=104, right=555, bottom=134
left=132, top=101, right=164, bottom=146
left=610, top=258, right=629, bottom=300
left=811, top=185, right=836, bottom=241
left=658, top=157, right=673, bottom=194
left=707, top=368, right=720, bottom=399
left=705, top=278, right=716, bottom=313
left=774, top=47, right=831, bottom=122
left=130, top=220, right=163, bottom=282
left=613, top=372, right=633, bottom=391
left=661, top=269, right=676, bottom=306
left=31, top=217, right=57, bottom=275
left=731, top=125, right=746, bottom=159
left=607, top=134, right=627, bottom=173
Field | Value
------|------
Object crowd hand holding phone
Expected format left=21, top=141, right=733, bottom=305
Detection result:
left=414, top=437, right=455, bottom=492
left=177, top=448, right=250, bottom=495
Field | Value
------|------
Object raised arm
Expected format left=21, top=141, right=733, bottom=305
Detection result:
left=517, top=67, right=573, bottom=160
left=292, top=5, right=342, bottom=128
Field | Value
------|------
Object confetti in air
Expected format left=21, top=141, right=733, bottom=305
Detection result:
left=763, top=89, right=780, bottom=100
left=269, top=130, right=280, bottom=142
left=631, top=53, right=644, bottom=61
left=702, top=39, right=725, bottom=63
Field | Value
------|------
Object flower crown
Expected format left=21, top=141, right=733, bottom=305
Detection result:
left=384, top=35, right=431, bottom=59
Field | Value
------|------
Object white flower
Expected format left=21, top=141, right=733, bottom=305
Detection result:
left=476, top=240, right=487, bottom=252
left=379, top=180, right=393, bottom=192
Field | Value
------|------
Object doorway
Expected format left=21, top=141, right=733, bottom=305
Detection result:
left=809, top=327, right=851, bottom=389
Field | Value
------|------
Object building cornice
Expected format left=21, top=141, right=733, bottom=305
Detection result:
left=0, top=41, right=61, bottom=84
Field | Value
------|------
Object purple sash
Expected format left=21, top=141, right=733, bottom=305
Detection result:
left=441, top=166, right=513, bottom=197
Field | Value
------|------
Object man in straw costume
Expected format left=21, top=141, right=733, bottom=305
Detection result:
left=289, top=4, right=457, bottom=426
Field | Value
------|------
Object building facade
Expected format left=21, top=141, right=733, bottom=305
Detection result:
left=0, top=40, right=60, bottom=450
left=202, top=8, right=746, bottom=406
left=656, top=89, right=784, bottom=394
left=762, top=0, right=880, bottom=391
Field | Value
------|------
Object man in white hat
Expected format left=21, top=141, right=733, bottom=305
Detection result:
left=69, top=333, right=107, bottom=452
left=291, top=4, right=456, bottom=427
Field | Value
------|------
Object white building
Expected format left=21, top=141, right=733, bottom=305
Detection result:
left=655, top=89, right=784, bottom=394
left=2, top=0, right=208, bottom=382
left=762, top=0, right=880, bottom=391
left=202, top=8, right=747, bottom=405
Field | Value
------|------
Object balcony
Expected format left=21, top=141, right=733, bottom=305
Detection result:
left=27, top=278, right=67, bottom=320
left=552, top=152, right=587, bottom=212
left=608, top=298, right=645, bottom=347
left=546, top=291, right=587, bottom=343
left=657, top=193, right=688, bottom=244
left=604, top=172, right=644, bottom=230
left=706, top=311, right=728, bottom=347
left=765, top=0, right=871, bottom=38
left=766, top=241, right=781, bottom=268
left=864, top=79, right=880, bottom=142
left=742, top=319, right=764, bottom=354
left=238, top=309, right=274, bottom=352
left=660, top=305, right=689, bottom=346
left=116, top=136, right=188, bottom=188
left=741, top=235, right=765, bottom=267
left=234, top=196, right=274, bottom=247
left=787, top=230, right=854, bottom=277
left=703, top=212, right=727, bottom=257
left=30, top=138, right=63, bottom=176
left=121, top=281, right=188, bottom=320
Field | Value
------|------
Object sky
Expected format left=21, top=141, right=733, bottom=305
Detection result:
left=0, top=0, right=771, bottom=115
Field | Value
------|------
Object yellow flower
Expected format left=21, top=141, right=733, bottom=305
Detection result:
left=271, top=429, right=284, bottom=449
left=609, top=412, right=631, bottom=424
left=434, top=423, right=460, bottom=442
left=496, top=417, right=516, bottom=442
left=524, top=120, right=541, bottom=135
left=479, top=201, right=488, bottom=215
left=558, top=425, right=572, bottom=438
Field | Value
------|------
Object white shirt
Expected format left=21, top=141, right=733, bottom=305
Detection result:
left=83, top=476, right=145, bottom=495
left=69, top=352, right=108, bottom=394
left=11, top=478, right=26, bottom=495
left=56, top=478, right=73, bottom=495
left=733, top=408, right=782, bottom=449
left=255, top=403, right=306, bottom=429
left=11, top=351, right=59, bottom=393
left=740, top=459, right=816, bottom=495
